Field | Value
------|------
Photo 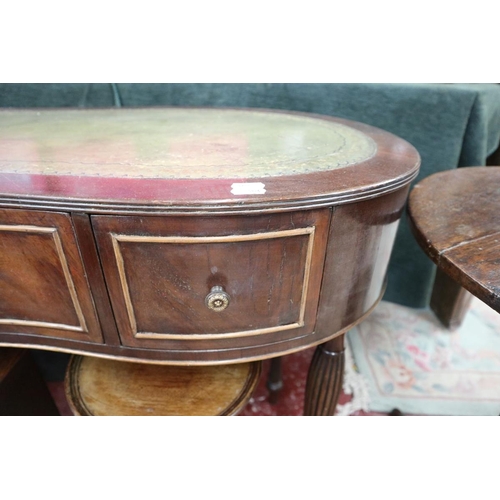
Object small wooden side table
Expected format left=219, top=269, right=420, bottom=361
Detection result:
left=408, top=166, right=500, bottom=314
left=65, top=355, right=261, bottom=416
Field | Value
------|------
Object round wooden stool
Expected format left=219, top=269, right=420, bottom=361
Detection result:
left=65, top=356, right=261, bottom=416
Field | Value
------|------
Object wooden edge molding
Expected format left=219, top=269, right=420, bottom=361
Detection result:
left=0, top=168, right=419, bottom=216
left=64, top=356, right=262, bottom=416
left=220, top=361, right=262, bottom=416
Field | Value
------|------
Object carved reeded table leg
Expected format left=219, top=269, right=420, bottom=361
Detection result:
left=304, top=335, right=345, bottom=416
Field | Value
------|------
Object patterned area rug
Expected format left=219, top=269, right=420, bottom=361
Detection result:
left=348, top=298, right=500, bottom=415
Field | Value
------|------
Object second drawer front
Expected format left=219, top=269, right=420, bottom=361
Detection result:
left=92, top=211, right=330, bottom=348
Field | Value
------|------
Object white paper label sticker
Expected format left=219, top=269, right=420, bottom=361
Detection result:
left=231, top=182, right=266, bottom=195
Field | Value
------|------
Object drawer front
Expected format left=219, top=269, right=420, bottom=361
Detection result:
left=0, top=209, right=103, bottom=343
left=92, top=211, right=330, bottom=349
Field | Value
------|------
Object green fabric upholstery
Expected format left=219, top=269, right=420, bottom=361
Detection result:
left=1, top=83, right=499, bottom=308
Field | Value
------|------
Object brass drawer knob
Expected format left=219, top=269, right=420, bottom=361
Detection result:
left=205, top=286, right=230, bottom=312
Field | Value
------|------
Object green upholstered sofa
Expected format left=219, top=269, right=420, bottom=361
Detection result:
left=1, top=83, right=500, bottom=309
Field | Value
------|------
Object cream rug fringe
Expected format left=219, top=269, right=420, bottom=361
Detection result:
left=335, top=338, right=371, bottom=416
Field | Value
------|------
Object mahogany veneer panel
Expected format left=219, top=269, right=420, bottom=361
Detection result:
left=315, top=186, right=410, bottom=336
left=0, top=209, right=103, bottom=342
left=92, top=210, right=330, bottom=349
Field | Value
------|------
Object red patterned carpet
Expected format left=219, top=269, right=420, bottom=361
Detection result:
left=239, top=349, right=317, bottom=416
left=238, top=346, right=383, bottom=416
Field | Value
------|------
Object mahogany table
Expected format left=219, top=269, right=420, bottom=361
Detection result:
left=408, top=166, right=500, bottom=314
left=0, top=107, right=420, bottom=415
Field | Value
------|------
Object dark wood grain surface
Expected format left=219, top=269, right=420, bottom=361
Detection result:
left=315, top=186, right=409, bottom=336
left=408, top=166, right=500, bottom=313
left=71, top=213, right=121, bottom=346
left=0, top=208, right=103, bottom=342
left=430, top=268, right=474, bottom=329
left=92, top=210, right=331, bottom=353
